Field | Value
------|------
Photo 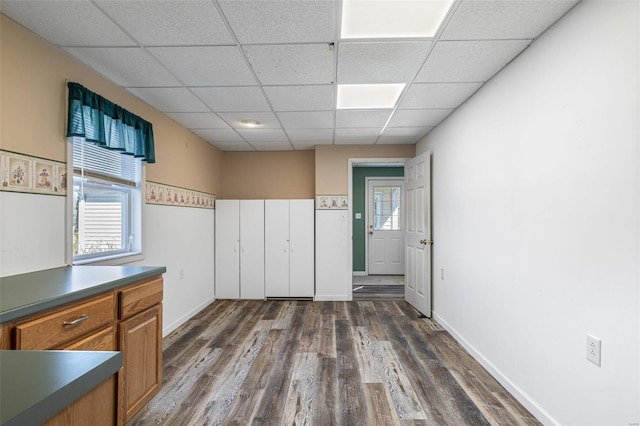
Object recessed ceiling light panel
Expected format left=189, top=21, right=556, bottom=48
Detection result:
left=341, top=0, right=455, bottom=39
left=337, top=84, right=406, bottom=109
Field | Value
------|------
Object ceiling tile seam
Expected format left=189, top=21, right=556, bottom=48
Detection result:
left=212, top=0, right=296, bottom=151
left=87, top=0, right=245, bottom=143
left=371, top=0, right=461, bottom=144
left=88, top=0, right=195, bottom=91
left=331, top=0, right=343, bottom=146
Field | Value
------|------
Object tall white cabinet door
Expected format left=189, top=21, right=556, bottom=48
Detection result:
left=290, top=200, right=315, bottom=297
left=240, top=200, right=265, bottom=299
left=265, top=200, right=290, bottom=297
left=215, top=200, right=240, bottom=299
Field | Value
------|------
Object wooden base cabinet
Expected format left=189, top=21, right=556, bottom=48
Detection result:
left=4, top=274, right=164, bottom=425
left=117, top=277, right=164, bottom=423
left=118, top=304, right=162, bottom=422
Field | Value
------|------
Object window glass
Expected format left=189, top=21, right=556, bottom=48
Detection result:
left=72, top=137, right=141, bottom=261
left=373, top=185, right=401, bottom=230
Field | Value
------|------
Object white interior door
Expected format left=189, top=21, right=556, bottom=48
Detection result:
left=265, top=200, right=290, bottom=297
left=215, top=200, right=240, bottom=299
left=367, top=178, right=404, bottom=275
left=404, top=152, right=432, bottom=317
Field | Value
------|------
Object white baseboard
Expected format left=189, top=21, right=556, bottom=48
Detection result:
left=163, top=296, right=216, bottom=337
left=352, top=271, right=366, bottom=276
left=433, top=312, right=558, bottom=426
left=314, top=294, right=352, bottom=301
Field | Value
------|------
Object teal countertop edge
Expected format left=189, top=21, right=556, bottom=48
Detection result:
left=0, top=265, right=167, bottom=323
left=0, top=350, right=122, bottom=426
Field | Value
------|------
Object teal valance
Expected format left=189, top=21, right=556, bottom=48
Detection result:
left=66, top=82, right=155, bottom=163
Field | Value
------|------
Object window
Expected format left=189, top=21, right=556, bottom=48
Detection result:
left=72, top=138, right=142, bottom=262
left=373, top=185, right=402, bottom=230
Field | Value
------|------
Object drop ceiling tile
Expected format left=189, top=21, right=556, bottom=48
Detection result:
left=2, top=1, right=136, bottom=46
left=441, top=0, right=578, bottom=40
left=127, top=88, right=209, bottom=112
left=379, top=127, right=432, bottom=144
left=191, top=87, right=271, bottom=112
left=249, top=140, right=295, bottom=151
left=336, top=110, right=393, bottom=128
left=166, top=113, right=230, bottom=129
left=286, top=129, right=334, bottom=142
left=236, top=128, right=289, bottom=142
left=209, top=141, right=255, bottom=152
left=292, top=141, right=333, bottom=150
left=337, top=42, right=431, bottom=84
left=388, top=109, right=453, bottom=127
left=96, top=0, right=234, bottom=45
left=278, top=112, right=334, bottom=129
left=148, top=47, right=255, bottom=86
left=63, top=47, right=180, bottom=87
left=218, top=112, right=282, bottom=129
left=416, top=40, right=530, bottom=83
left=263, top=86, right=334, bottom=111
left=192, top=129, right=245, bottom=143
left=218, top=1, right=335, bottom=44
left=398, top=83, right=483, bottom=109
left=334, top=128, right=382, bottom=144
left=243, top=44, right=335, bottom=85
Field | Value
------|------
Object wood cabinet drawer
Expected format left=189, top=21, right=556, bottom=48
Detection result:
left=62, top=326, right=116, bottom=351
left=118, top=277, right=163, bottom=320
left=15, top=295, right=114, bottom=350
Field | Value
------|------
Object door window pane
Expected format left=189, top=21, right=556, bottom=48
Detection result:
left=373, top=185, right=401, bottom=230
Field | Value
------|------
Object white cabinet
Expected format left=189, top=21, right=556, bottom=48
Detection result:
left=215, top=200, right=265, bottom=299
left=265, top=199, right=314, bottom=298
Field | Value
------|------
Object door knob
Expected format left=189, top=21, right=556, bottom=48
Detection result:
left=369, top=231, right=373, bottom=235
left=420, top=239, right=434, bottom=245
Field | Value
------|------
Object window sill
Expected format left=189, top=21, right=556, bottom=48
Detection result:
left=73, top=251, right=145, bottom=266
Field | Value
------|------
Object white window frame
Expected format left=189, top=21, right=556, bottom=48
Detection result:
left=66, top=137, right=145, bottom=265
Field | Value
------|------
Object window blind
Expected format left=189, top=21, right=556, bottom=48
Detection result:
left=73, top=138, right=139, bottom=186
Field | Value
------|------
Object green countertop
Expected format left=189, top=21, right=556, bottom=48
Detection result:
left=0, top=350, right=122, bottom=426
left=0, top=265, right=166, bottom=323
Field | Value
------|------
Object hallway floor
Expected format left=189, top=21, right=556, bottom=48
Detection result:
left=133, top=300, right=540, bottom=425
left=353, top=275, right=404, bottom=300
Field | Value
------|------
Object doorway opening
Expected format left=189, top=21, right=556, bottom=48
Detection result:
left=349, top=160, right=407, bottom=300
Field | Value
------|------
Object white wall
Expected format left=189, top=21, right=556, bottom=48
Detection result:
left=132, top=204, right=215, bottom=336
left=0, top=192, right=65, bottom=276
left=315, top=209, right=351, bottom=300
left=0, top=190, right=215, bottom=338
left=417, top=1, right=639, bottom=424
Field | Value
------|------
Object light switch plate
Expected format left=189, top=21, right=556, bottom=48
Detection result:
left=355, top=212, right=362, bottom=219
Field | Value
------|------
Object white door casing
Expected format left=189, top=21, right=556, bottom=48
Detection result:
left=404, top=152, right=432, bottom=317
left=367, top=178, right=404, bottom=275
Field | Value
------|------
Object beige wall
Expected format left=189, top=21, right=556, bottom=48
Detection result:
left=221, top=151, right=315, bottom=199
left=0, top=16, right=222, bottom=194
left=315, top=145, right=416, bottom=194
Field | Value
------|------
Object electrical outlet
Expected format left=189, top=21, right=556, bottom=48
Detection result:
left=586, top=334, right=601, bottom=366
left=440, top=268, right=445, bottom=280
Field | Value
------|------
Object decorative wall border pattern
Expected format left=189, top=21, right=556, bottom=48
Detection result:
left=146, top=181, right=215, bottom=209
left=316, top=195, right=348, bottom=210
left=0, top=150, right=67, bottom=196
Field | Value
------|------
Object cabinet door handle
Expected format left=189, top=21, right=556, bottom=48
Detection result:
left=63, top=314, right=89, bottom=326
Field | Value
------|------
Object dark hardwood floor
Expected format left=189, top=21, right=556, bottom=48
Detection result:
left=133, top=300, right=540, bottom=426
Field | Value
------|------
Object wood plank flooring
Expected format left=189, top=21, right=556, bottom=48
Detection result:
left=133, top=300, right=540, bottom=426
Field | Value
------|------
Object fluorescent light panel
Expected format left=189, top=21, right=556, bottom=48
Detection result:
left=337, top=84, right=405, bottom=109
left=341, top=0, right=454, bottom=39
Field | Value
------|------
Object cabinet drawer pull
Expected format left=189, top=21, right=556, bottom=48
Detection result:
left=63, top=314, right=89, bottom=326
